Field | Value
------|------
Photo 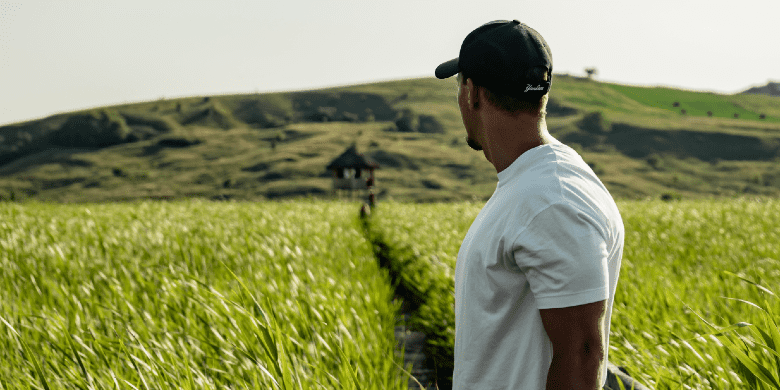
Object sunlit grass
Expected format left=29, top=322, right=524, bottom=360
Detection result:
left=606, top=84, right=779, bottom=122
left=3, top=198, right=779, bottom=389
left=370, top=198, right=780, bottom=389
left=0, top=199, right=411, bottom=389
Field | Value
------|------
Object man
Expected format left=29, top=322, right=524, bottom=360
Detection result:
left=435, top=20, right=649, bottom=389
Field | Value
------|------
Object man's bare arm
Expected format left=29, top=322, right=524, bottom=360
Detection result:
left=539, top=299, right=607, bottom=389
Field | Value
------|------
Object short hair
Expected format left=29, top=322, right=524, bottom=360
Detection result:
left=458, top=69, right=549, bottom=117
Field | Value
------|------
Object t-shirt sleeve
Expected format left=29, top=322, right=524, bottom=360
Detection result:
left=512, top=202, right=610, bottom=309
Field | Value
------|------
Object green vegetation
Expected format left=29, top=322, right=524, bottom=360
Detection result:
left=2, top=75, right=780, bottom=203
left=2, top=72, right=780, bottom=389
left=2, top=198, right=780, bottom=388
left=366, top=198, right=780, bottom=389
left=605, top=83, right=779, bottom=122
left=0, top=200, right=412, bottom=389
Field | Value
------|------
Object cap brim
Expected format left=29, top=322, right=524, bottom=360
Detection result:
left=435, top=58, right=459, bottom=79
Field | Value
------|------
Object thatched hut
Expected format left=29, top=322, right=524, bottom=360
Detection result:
left=326, top=144, right=379, bottom=194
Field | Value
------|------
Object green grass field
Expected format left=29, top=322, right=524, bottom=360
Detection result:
left=604, top=83, right=780, bottom=123
left=0, top=200, right=411, bottom=390
left=2, top=199, right=780, bottom=389
left=369, top=198, right=780, bottom=389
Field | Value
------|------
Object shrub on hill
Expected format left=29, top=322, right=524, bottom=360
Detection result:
left=646, top=153, right=665, bottom=170
left=308, top=106, right=339, bottom=122
left=577, top=111, right=610, bottom=134
left=418, top=115, right=444, bottom=133
left=660, top=192, right=682, bottom=201
left=51, top=110, right=131, bottom=148
left=389, top=109, right=444, bottom=133
left=394, top=108, right=418, bottom=132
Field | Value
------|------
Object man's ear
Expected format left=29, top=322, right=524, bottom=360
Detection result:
left=466, top=78, right=479, bottom=109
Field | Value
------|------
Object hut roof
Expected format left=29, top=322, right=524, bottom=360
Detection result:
left=326, top=144, right=380, bottom=170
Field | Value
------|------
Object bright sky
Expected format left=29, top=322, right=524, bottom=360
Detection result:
left=1, top=0, right=778, bottom=127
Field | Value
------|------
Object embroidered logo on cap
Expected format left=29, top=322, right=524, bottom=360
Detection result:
left=524, top=84, right=544, bottom=92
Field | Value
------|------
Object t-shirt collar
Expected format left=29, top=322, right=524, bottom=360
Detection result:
left=496, top=142, right=562, bottom=187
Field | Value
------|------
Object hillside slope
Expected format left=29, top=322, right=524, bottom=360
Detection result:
left=740, top=81, right=780, bottom=97
left=1, top=75, right=780, bottom=203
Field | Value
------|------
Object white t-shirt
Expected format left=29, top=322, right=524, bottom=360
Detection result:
left=453, top=140, right=624, bottom=390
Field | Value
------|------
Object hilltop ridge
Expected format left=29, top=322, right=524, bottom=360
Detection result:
left=1, top=75, right=780, bottom=203
left=740, top=81, right=780, bottom=97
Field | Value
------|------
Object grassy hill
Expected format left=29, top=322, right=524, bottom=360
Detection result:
left=1, top=74, right=780, bottom=203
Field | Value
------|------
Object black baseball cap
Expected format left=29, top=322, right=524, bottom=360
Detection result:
left=435, top=20, right=553, bottom=98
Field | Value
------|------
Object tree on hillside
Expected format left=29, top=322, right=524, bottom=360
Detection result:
left=584, top=67, right=598, bottom=80
left=394, top=108, right=418, bottom=132
left=578, top=111, right=608, bottom=134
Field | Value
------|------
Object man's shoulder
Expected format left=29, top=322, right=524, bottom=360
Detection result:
left=516, top=143, right=591, bottom=178
left=512, top=175, right=617, bottom=234
left=500, top=142, right=618, bottom=218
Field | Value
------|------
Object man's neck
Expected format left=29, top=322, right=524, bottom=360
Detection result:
left=483, top=116, right=553, bottom=174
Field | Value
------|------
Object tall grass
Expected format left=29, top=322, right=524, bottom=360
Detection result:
left=0, top=199, right=411, bottom=389
left=3, top=198, right=779, bottom=389
left=370, top=198, right=780, bottom=389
